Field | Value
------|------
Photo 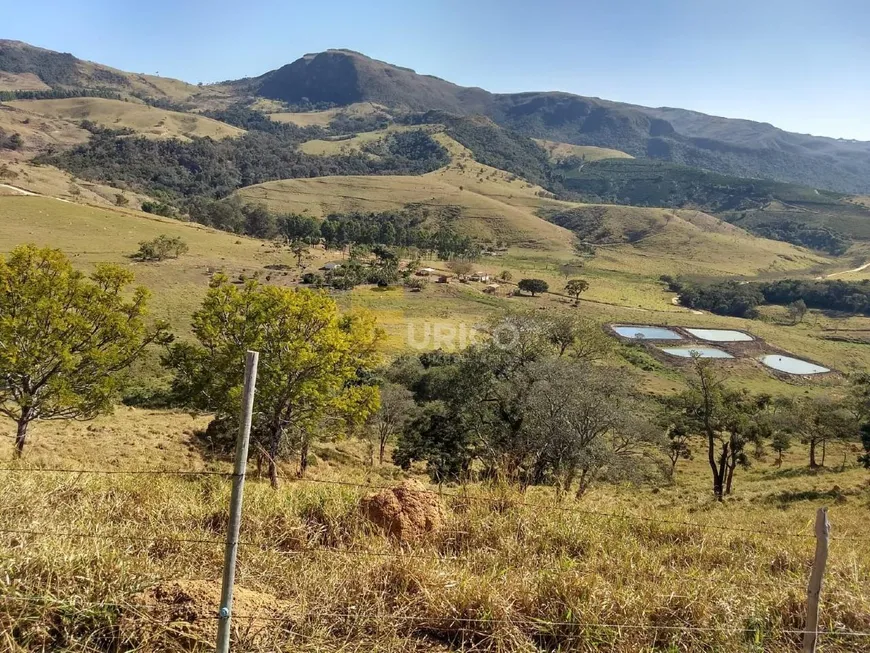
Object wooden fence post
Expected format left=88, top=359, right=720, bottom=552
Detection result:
left=802, top=507, right=830, bottom=653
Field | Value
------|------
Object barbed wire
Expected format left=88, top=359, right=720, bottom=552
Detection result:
left=0, top=466, right=233, bottom=477
left=3, top=464, right=869, bottom=541
left=291, top=477, right=867, bottom=541
left=3, top=594, right=869, bottom=639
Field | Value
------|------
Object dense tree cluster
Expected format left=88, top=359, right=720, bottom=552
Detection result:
left=402, top=111, right=557, bottom=189
left=750, top=221, right=851, bottom=256
left=390, top=312, right=645, bottom=493
left=667, top=276, right=870, bottom=318
left=0, top=87, right=123, bottom=101
left=317, top=210, right=475, bottom=258
left=44, top=127, right=449, bottom=202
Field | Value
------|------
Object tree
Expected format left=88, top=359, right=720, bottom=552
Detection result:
left=787, top=299, right=807, bottom=325
left=670, top=356, right=764, bottom=500
left=659, top=404, right=692, bottom=475
left=165, top=276, right=382, bottom=487
left=770, top=430, right=791, bottom=467
left=242, top=203, right=278, bottom=239
left=447, top=260, right=473, bottom=279
left=499, top=270, right=513, bottom=282
left=522, top=359, right=663, bottom=498
left=518, top=278, right=549, bottom=296
left=564, top=278, right=590, bottom=305
left=788, top=398, right=856, bottom=468
left=368, top=383, right=416, bottom=465
left=0, top=245, right=168, bottom=456
left=114, top=193, right=129, bottom=207
left=291, top=243, right=308, bottom=268
left=542, top=313, right=611, bottom=360
left=133, top=235, right=189, bottom=261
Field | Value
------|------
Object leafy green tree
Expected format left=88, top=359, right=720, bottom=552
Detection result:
left=564, top=278, right=590, bottom=305
left=243, top=203, right=278, bottom=239
left=787, top=398, right=857, bottom=468
left=771, top=430, right=792, bottom=467
left=0, top=245, right=169, bottom=456
left=541, top=312, right=611, bottom=360
left=518, top=278, right=549, bottom=296
left=498, top=270, right=512, bottom=282
left=291, top=243, right=308, bottom=268
left=165, top=275, right=382, bottom=487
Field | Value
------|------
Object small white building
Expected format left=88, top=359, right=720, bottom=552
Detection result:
left=416, top=267, right=437, bottom=276
left=470, top=272, right=491, bottom=282
left=320, top=262, right=342, bottom=271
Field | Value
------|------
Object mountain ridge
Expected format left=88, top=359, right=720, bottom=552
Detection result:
left=2, top=40, right=869, bottom=194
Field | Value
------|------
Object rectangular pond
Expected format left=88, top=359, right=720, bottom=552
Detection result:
left=611, top=325, right=682, bottom=340
left=661, top=347, right=734, bottom=359
left=685, top=328, right=753, bottom=342
left=759, top=355, right=829, bottom=375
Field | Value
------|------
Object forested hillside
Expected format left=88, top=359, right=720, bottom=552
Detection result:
left=4, top=41, right=869, bottom=194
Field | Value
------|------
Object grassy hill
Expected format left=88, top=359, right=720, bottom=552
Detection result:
left=269, top=101, right=389, bottom=128
left=559, top=158, right=870, bottom=254
left=0, top=102, right=90, bottom=154
left=8, top=97, right=244, bottom=140
left=534, top=138, right=633, bottom=162
left=0, top=39, right=239, bottom=108
left=238, top=173, right=572, bottom=250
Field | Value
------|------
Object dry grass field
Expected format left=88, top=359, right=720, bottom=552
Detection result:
left=1, top=406, right=868, bottom=652
left=7, top=98, right=244, bottom=141
left=534, top=139, right=634, bottom=162
left=269, top=102, right=388, bottom=128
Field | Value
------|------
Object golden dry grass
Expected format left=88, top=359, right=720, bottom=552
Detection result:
left=237, top=175, right=573, bottom=251
left=534, top=138, right=633, bottom=162
left=0, top=161, right=152, bottom=208
left=269, top=102, right=387, bottom=127
left=0, top=105, right=90, bottom=156
left=0, top=196, right=291, bottom=333
left=0, top=71, right=50, bottom=92
left=7, top=98, right=243, bottom=141
left=1, top=409, right=868, bottom=652
left=298, top=125, right=424, bottom=156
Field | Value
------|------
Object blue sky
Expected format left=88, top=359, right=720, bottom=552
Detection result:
left=5, top=0, right=869, bottom=139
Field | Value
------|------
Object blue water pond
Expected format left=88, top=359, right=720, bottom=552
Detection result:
left=661, top=347, right=734, bottom=359
left=759, top=355, right=829, bottom=375
left=611, top=325, right=682, bottom=340
left=685, top=328, right=753, bottom=342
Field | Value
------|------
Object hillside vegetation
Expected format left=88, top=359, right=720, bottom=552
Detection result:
left=560, top=158, right=870, bottom=254
left=8, top=97, right=245, bottom=140
left=5, top=40, right=870, bottom=193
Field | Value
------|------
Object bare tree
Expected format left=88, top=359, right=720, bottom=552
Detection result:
left=369, top=383, right=417, bottom=465
left=523, top=359, right=663, bottom=498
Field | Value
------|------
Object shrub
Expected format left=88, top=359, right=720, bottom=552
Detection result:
left=133, top=235, right=189, bottom=262
left=141, top=201, right=175, bottom=217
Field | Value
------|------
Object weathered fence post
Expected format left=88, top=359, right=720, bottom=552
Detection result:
left=802, top=507, right=830, bottom=653
left=216, top=350, right=259, bottom=653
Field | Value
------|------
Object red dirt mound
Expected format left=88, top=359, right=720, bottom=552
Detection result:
left=122, top=579, right=293, bottom=651
left=360, top=479, right=444, bottom=542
